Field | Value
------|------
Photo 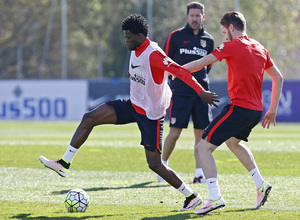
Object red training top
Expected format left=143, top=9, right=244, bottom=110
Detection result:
left=212, top=36, right=274, bottom=111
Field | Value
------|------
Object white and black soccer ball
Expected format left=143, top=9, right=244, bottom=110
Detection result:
left=64, top=189, right=90, bottom=212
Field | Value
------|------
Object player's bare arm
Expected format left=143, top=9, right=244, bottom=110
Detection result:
left=183, top=54, right=218, bottom=73
left=262, top=65, right=283, bottom=129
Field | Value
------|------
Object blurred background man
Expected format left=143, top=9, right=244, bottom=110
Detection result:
left=158, top=2, right=214, bottom=184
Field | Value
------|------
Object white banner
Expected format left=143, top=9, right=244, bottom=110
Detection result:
left=0, top=80, right=87, bottom=121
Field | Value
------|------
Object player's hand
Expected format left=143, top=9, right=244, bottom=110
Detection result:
left=262, top=110, right=277, bottom=129
left=199, top=90, right=219, bottom=108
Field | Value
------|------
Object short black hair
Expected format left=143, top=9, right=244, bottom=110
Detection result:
left=121, top=13, right=149, bottom=37
left=187, top=1, right=204, bottom=15
left=220, top=11, right=246, bottom=31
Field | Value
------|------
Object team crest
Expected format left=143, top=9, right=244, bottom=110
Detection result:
left=200, top=40, right=206, bottom=48
left=171, top=117, right=176, bottom=124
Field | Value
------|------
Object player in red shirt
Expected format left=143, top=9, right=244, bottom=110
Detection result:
left=183, top=11, right=283, bottom=215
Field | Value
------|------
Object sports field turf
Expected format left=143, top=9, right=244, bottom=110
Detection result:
left=1, top=121, right=299, bottom=219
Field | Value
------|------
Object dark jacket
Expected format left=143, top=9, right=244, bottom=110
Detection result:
left=164, top=24, right=214, bottom=95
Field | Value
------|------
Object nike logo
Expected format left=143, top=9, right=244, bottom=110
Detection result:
left=88, top=95, right=109, bottom=109
left=209, top=181, right=216, bottom=184
left=131, top=64, right=140, bottom=69
left=251, top=172, right=256, bottom=176
left=184, top=41, right=190, bottom=44
left=146, top=144, right=153, bottom=147
left=181, top=186, right=185, bottom=191
left=69, top=150, right=76, bottom=153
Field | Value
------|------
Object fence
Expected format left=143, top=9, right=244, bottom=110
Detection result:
left=1, top=79, right=298, bottom=122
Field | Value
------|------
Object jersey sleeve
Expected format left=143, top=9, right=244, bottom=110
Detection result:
left=150, top=50, right=204, bottom=95
left=212, top=41, right=233, bottom=61
left=264, top=50, right=274, bottom=70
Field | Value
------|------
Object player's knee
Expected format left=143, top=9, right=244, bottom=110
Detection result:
left=225, top=138, right=238, bottom=149
left=147, top=160, right=161, bottom=173
left=168, top=129, right=181, bottom=140
left=195, top=143, right=201, bottom=154
left=81, top=112, right=95, bottom=127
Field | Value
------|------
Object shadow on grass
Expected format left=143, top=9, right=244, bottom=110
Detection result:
left=140, top=208, right=260, bottom=219
left=223, top=208, right=258, bottom=212
left=10, top=213, right=135, bottom=219
left=12, top=211, right=199, bottom=220
left=141, top=212, right=201, bottom=219
left=51, top=181, right=169, bottom=195
left=10, top=208, right=260, bottom=219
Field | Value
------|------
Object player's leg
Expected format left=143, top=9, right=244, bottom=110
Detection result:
left=223, top=106, right=271, bottom=209
left=191, top=96, right=212, bottom=183
left=158, top=127, right=182, bottom=182
left=146, top=149, right=182, bottom=188
left=194, top=138, right=225, bottom=214
left=161, top=127, right=182, bottom=164
left=195, top=138, right=218, bottom=181
left=39, top=103, right=117, bottom=177
left=39, top=99, right=134, bottom=177
left=194, top=104, right=237, bottom=214
left=70, top=103, right=117, bottom=149
left=163, top=94, right=191, bottom=163
left=225, top=138, right=272, bottom=209
left=139, top=114, right=202, bottom=211
left=193, top=128, right=205, bottom=183
left=145, top=148, right=202, bottom=211
left=159, top=95, right=191, bottom=182
left=225, top=137, right=257, bottom=172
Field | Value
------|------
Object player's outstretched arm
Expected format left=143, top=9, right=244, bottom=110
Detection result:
left=149, top=50, right=220, bottom=107
left=183, top=54, right=218, bottom=73
left=262, top=65, right=283, bottom=129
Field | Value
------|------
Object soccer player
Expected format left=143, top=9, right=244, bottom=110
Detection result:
left=39, top=13, right=219, bottom=211
left=158, top=1, right=214, bottom=184
left=183, top=11, right=283, bottom=214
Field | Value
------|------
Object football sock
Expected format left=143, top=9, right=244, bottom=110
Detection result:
left=177, top=182, right=194, bottom=197
left=162, top=159, right=168, bottom=167
left=195, top=168, right=205, bottom=178
left=250, top=168, right=264, bottom=189
left=62, top=145, right=78, bottom=164
left=207, top=178, right=222, bottom=200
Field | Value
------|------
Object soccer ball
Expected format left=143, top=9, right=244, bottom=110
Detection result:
left=64, top=189, right=90, bottom=212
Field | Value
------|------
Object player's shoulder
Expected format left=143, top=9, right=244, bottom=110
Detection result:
left=214, top=40, right=235, bottom=53
left=151, top=46, right=167, bottom=58
left=248, top=37, right=266, bottom=48
left=202, top=31, right=214, bottom=41
left=169, top=27, right=184, bottom=38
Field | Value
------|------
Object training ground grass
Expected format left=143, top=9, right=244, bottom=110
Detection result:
left=0, top=121, right=299, bottom=219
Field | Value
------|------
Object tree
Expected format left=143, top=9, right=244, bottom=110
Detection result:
left=0, top=0, right=299, bottom=79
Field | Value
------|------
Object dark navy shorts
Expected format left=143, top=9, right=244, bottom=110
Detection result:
left=106, top=99, right=164, bottom=153
left=202, top=104, right=262, bottom=146
left=169, top=94, right=212, bottom=129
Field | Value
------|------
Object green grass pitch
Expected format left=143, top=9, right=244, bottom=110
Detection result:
left=0, top=121, right=299, bottom=219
